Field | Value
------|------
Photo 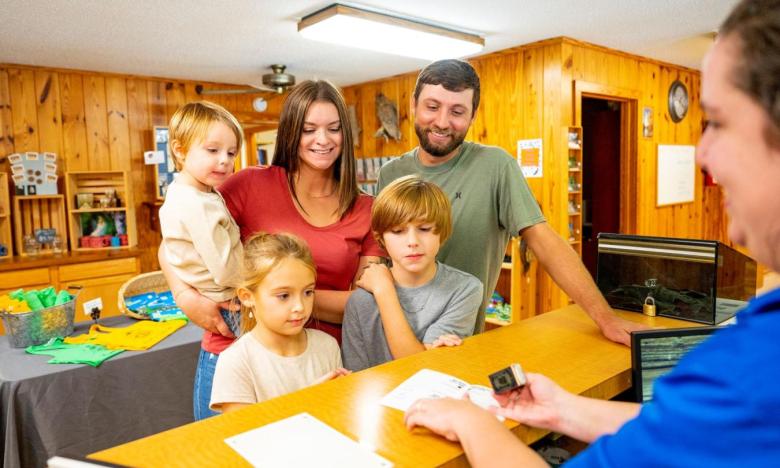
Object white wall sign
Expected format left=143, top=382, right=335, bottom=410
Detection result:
left=657, top=144, right=696, bottom=206
left=518, top=139, right=543, bottom=178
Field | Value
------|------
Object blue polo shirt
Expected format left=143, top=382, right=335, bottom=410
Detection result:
left=567, top=287, right=780, bottom=467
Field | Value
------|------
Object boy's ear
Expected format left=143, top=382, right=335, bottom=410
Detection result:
left=170, top=139, right=184, bottom=157
left=170, top=139, right=186, bottom=164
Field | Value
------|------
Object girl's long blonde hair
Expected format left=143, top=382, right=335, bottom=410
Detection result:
left=237, top=232, right=316, bottom=335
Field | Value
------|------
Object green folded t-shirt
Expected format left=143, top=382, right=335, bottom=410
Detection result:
left=26, top=338, right=124, bottom=367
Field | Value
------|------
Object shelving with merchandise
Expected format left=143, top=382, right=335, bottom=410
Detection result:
left=12, top=195, right=68, bottom=256
left=64, top=171, right=138, bottom=252
left=566, top=126, right=583, bottom=256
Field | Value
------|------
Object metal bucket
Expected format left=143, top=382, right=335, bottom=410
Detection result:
left=0, top=288, right=80, bottom=348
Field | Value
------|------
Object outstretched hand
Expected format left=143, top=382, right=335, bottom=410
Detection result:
left=490, top=372, right=571, bottom=432
left=313, top=367, right=352, bottom=385
left=425, top=334, right=463, bottom=349
left=597, top=314, right=650, bottom=346
left=404, top=397, right=491, bottom=442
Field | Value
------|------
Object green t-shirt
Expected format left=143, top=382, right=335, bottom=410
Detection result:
left=26, top=337, right=124, bottom=367
left=377, top=142, right=545, bottom=332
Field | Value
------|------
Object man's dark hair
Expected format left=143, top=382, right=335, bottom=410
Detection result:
left=413, top=59, right=481, bottom=114
left=720, top=0, right=780, bottom=137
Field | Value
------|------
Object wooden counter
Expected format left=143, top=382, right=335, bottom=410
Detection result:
left=89, top=306, right=691, bottom=468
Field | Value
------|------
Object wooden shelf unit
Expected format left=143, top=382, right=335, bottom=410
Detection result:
left=64, top=171, right=137, bottom=252
left=567, top=126, right=583, bottom=255
left=0, top=173, right=11, bottom=258
left=12, top=195, right=68, bottom=256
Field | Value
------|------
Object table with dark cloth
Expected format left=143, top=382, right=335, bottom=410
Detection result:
left=0, top=315, right=201, bottom=468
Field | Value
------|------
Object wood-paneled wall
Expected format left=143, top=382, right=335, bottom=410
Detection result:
left=343, top=37, right=732, bottom=315
left=0, top=64, right=283, bottom=271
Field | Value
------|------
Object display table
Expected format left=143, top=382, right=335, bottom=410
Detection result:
left=1, top=315, right=201, bottom=468
left=89, top=306, right=692, bottom=467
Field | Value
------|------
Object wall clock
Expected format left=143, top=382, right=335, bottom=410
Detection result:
left=668, top=80, right=689, bottom=123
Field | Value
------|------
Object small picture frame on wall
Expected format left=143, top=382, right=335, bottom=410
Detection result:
left=643, top=107, right=654, bottom=139
left=153, top=126, right=178, bottom=200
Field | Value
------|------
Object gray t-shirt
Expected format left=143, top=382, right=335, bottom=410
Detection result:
left=341, top=262, right=483, bottom=372
left=377, top=142, right=545, bottom=333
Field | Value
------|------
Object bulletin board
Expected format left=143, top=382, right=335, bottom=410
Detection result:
left=657, top=144, right=695, bottom=206
left=153, top=126, right=177, bottom=200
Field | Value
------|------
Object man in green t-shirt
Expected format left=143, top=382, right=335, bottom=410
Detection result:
left=377, top=59, right=645, bottom=345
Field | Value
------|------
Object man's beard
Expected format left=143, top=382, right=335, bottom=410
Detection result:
left=415, top=123, right=467, bottom=158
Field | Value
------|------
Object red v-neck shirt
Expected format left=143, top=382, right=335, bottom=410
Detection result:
left=199, top=166, right=383, bottom=352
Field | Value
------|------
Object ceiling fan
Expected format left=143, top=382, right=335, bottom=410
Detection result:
left=195, top=64, right=296, bottom=96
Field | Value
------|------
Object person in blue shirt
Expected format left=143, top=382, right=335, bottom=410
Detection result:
left=402, top=0, right=780, bottom=466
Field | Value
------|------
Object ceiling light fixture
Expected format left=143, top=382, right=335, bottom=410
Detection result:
left=298, top=4, right=484, bottom=61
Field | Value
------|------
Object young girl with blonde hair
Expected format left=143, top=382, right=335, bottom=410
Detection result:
left=210, top=232, right=349, bottom=413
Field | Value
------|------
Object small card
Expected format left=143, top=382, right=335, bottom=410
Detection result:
left=82, top=297, right=103, bottom=316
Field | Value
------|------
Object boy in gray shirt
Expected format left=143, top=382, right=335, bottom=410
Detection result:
left=342, top=175, right=483, bottom=371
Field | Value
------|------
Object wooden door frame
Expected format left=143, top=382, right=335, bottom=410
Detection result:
left=573, top=81, right=640, bottom=234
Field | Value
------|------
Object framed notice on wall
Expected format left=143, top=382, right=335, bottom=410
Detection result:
left=153, top=126, right=177, bottom=200
left=657, top=144, right=695, bottom=206
left=517, top=139, right=543, bottom=178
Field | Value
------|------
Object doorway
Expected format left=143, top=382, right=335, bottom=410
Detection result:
left=581, top=97, right=622, bottom=277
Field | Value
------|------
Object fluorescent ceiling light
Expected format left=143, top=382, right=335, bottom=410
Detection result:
left=298, top=4, right=484, bottom=61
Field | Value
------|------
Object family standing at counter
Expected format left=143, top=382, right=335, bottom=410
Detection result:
left=153, top=2, right=779, bottom=465
left=159, top=55, right=642, bottom=422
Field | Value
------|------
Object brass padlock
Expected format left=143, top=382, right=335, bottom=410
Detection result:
left=643, top=296, right=657, bottom=317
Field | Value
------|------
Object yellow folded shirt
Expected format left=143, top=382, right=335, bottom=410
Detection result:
left=64, top=319, right=187, bottom=350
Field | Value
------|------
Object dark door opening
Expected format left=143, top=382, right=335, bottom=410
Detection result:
left=582, top=97, right=622, bottom=278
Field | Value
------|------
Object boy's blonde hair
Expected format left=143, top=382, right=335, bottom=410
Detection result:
left=237, top=232, right=316, bottom=334
left=168, top=101, right=244, bottom=171
left=371, top=175, right=452, bottom=249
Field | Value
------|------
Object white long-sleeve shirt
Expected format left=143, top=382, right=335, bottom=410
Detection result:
left=159, top=179, right=243, bottom=302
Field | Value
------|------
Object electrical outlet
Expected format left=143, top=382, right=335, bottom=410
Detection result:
left=83, top=297, right=103, bottom=316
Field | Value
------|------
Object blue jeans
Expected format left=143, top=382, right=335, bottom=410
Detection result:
left=193, top=348, right=219, bottom=420
left=192, top=309, right=240, bottom=420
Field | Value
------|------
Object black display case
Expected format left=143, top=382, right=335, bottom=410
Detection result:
left=596, top=233, right=756, bottom=324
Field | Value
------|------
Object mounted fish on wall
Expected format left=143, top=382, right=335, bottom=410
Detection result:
left=374, top=93, right=401, bottom=141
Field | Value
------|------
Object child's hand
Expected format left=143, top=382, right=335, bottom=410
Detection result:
left=424, top=334, right=463, bottom=349
left=313, top=367, right=352, bottom=385
left=356, top=262, right=394, bottom=294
